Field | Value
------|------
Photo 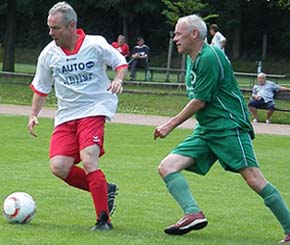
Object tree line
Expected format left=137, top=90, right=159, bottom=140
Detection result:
left=1, top=0, right=290, bottom=72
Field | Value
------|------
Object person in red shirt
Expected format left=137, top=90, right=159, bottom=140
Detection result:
left=112, top=35, right=130, bottom=59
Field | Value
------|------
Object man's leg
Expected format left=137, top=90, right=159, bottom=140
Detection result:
left=240, top=167, right=290, bottom=241
left=81, top=145, right=112, bottom=231
left=158, top=153, right=208, bottom=235
left=248, top=104, right=259, bottom=122
left=265, top=101, right=276, bottom=123
left=129, top=59, right=138, bottom=80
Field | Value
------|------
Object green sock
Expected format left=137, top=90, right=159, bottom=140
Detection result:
left=259, top=183, right=290, bottom=234
left=164, top=172, right=200, bottom=214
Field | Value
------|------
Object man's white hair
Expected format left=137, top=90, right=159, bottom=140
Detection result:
left=257, top=72, right=266, bottom=79
left=49, top=1, right=77, bottom=27
left=177, top=14, right=207, bottom=40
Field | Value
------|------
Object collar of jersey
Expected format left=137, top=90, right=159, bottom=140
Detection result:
left=61, top=29, right=85, bottom=56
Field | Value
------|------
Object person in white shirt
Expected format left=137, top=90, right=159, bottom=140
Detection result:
left=209, top=24, right=226, bottom=53
left=27, top=1, right=128, bottom=231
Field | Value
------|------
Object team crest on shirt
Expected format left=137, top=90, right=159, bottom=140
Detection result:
left=186, top=70, right=197, bottom=99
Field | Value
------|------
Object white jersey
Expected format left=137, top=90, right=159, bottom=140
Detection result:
left=211, top=31, right=226, bottom=52
left=31, top=29, right=127, bottom=127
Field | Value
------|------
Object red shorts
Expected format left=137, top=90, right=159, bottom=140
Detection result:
left=49, top=116, right=105, bottom=164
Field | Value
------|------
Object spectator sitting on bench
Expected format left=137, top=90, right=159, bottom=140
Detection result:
left=128, top=36, right=149, bottom=81
left=248, top=72, right=290, bottom=124
left=112, top=34, right=130, bottom=59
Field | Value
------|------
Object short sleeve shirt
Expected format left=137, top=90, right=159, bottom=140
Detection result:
left=132, top=45, right=150, bottom=57
left=211, top=31, right=226, bottom=52
left=31, top=29, right=128, bottom=127
left=185, top=43, right=254, bottom=138
left=252, top=81, right=280, bottom=103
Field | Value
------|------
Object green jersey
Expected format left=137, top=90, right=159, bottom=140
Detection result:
left=185, top=43, right=254, bottom=138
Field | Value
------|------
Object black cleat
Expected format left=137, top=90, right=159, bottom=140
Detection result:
left=107, top=183, right=119, bottom=216
left=91, top=211, right=113, bottom=231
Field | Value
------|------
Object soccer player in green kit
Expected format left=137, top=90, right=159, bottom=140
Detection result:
left=154, top=14, right=290, bottom=243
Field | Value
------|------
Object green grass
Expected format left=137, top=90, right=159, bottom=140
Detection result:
left=1, top=81, right=290, bottom=124
left=0, top=115, right=290, bottom=244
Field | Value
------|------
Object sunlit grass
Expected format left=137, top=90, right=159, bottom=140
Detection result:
left=0, top=116, right=289, bottom=244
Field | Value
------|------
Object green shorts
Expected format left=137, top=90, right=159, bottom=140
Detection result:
left=171, top=129, right=259, bottom=175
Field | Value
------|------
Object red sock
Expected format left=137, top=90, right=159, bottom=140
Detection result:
left=87, top=169, right=109, bottom=220
left=64, top=166, right=89, bottom=191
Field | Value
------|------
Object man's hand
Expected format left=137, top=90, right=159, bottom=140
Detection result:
left=153, top=123, right=173, bottom=140
left=28, top=116, right=39, bottom=137
left=108, top=79, right=123, bottom=94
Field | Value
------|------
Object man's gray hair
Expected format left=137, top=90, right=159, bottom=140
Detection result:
left=258, top=72, right=266, bottom=79
left=178, top=14, right=207, bottom=40
left=49, top=2, right=77, bottom=27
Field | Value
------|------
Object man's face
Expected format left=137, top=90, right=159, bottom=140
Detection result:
left=257, top=75, right=266, bottom=85
left=173, top=21, right=194, bottom=54
left=47, top=12, right=73, bottom=47
left=137, top=39, right=144, bottom=46
left=118, top=36, right=125, bottom=45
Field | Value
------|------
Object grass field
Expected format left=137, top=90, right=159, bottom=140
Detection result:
left=1, top=115, right=290, bottom=244
left=1, top=80, right=290, bottom=124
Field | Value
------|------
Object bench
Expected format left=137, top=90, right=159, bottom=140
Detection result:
left=234, top=72, right=287, bottom=87
left=146, top=68, right=287, bottom=86
left=145, top=66, right=185, bottom=82
left=243, top=88, right=290, bottom=112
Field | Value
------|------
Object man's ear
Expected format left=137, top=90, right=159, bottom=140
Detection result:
left=192, top=29, right=199, bottom=39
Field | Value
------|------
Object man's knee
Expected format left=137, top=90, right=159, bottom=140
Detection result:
left=158, top=158, right=172, bottom=178
left=80, top=145, right=100, bottom=173
left=158, top=154, right=193, bottom=178
left=50, top=156, right=74, bottom=179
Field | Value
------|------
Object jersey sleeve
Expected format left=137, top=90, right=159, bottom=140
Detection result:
left=30, top=49, right=53, bottom=96
left=98, top=37, right=128, bottom=71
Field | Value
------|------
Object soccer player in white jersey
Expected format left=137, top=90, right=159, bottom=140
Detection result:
left=27, top=2, right=128, bottom=231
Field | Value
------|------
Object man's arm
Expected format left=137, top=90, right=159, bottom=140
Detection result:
left=27, top=93, right=47, bottom=137
left=154, top=99, right=205, bottom=139
left=279, top=86, right=290, bottom=92
left=221, top=39, right=226, bottom=49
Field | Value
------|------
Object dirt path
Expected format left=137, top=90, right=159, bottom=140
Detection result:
left=1, top=104, right=290, bottom=136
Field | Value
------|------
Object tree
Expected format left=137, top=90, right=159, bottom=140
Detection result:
left=2, top=0, right=16, bottom=72
left=161, top=0, right=216, bottom=77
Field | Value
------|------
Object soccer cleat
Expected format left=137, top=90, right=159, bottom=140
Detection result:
left=252, top=118, right=258, bottom=123
left=279, top=234, right=290, bottom=243
left=91, top=211, right=113, bottom=231
left=107, top=183, right=119, bottom=216
left=266, top=119, right=271, bottom=124
left=164, top=211, right=208, bottom=235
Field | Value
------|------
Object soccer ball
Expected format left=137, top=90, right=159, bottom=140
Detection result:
left=2, top=192, right=36, bottom=224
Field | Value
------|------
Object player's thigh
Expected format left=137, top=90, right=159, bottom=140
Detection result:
left=50, top=121, right=80, bottom=164
left=77, top=116, right=106, bottom=158
left=170, top=134, right=217, bottom=176
left=209, top=130, right=259, bottom=173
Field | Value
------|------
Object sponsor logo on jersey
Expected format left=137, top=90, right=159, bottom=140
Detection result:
left=61, top=61, right=95, bottom=85
left=64, top=73, right=93, bottom=85
left=62, top=61, right=95, bottom=73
